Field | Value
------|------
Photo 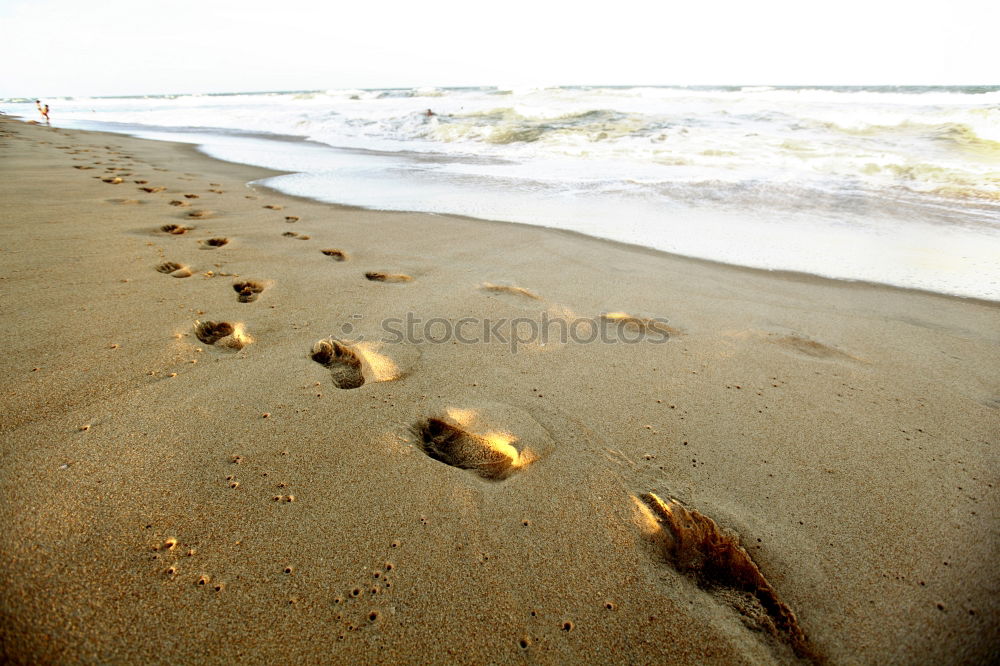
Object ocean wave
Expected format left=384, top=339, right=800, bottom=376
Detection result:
left=931, top=123, right=1000, bottom=156
left=16, top=84, right=1000, bottom=209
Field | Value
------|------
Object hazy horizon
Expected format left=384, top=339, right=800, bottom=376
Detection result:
left=2, top=0, right=996, bottom=98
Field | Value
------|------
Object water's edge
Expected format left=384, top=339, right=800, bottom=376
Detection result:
left=44, top=117, right=1000, bottom=306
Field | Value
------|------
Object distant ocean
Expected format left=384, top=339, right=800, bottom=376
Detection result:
left=6, top=86, right=999, bottom=300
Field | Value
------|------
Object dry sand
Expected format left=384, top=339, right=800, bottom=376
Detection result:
left=0, top=115, right=997, bottom=664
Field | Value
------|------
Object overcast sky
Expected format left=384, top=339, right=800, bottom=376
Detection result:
left=2, top=0, right=995, bottom=97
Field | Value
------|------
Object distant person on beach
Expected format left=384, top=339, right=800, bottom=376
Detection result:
left=424, top=108, right=436, bottom=117
left=35, top=99, right=43, bottom=118
left=42, top=104, right=50, bottom=124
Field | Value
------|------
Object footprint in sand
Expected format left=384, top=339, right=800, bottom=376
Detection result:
left=310, top=338, right=417, bottom=389
left=233, top=280, right=267, bottom=303
left=285, top=216, right=299, bottom=223
left=263, top=204, right=283, bottom=210
left=601, top=312, right=681, bottom=338
left=208, top=189, right=224, bottom=194
left=161, top=224, right=193, bottom=235
left=282, top=232, right=311, bottom=240
left=411, top=413, right=537, bottom=481
left=365, top=272, right=412, bottom=283
left=184, top=193, right=200, bottom=199
left=73, top=165, right=94, bottom=170
left=139, top=186, right=167, bottom=193
left=310, top=339, right=366, bottom=389
left=156, top=262, right=192, bottom=278
left=108, top=198, right=143, bottom=205
left=187, top=210, right=214, bottom=219
left=194, top=321, right=251, bottom=350
left=633, top=492, right=817, bottom=661
left=134, top=180, right=149, bottom=184
left=102, top=177, right=123, bottom=184
left=201, top=238, right=229, bottom=248
left=168, top=200, right=190, bottom=207
left=321, top=249, right=349, bottom=261
left=769, top=334, right=855, bottom=361
left=480, top=282, right=542, bottom=301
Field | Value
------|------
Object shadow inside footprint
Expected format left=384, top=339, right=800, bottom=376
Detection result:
left=202, top=238, right=229, bottom=248
left=194, top=320, right=251, bottom=350
left=161, top=224, right=192, bottom=235
left=311, top=339, right=365, bottom=389
left=365, top=272, right=412, bottom=283
left=321, top=249, right=348, bottom=261
left=233, top=280, right=265, bottom=303
left=638, top=493, right=816, bottom=660
left=413, top=417, right=522, bottom=481
left=156, top=262, right=192, bottom=278
left=195, top=321, right=234, bottom=344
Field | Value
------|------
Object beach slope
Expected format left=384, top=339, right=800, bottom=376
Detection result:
left=0, top=116, right=997, bottom=663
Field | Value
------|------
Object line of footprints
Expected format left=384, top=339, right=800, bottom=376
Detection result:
left=48, top=137, right=817, bottom=658
left=136, top=170, right=535, bottom=482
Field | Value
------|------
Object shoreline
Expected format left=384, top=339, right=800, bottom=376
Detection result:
left=1, top=116, right=997, bottom=663
left=48, top=115, right=1000, bottom=305
left=253, top=177, right=1000, bottom=310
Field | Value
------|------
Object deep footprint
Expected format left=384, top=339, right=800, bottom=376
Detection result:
left=233, top=280, right=265, bottom=303
left=639, top=493, right=816, bottom=660
left=311, top=339, right=365, bottom=389
left=161, top=224, right=193, bottom=235
left=202, top=238, right=229, bottom=248
left=194, top=321, right=250, bottom=349
left=413, top=417, right=524, bottom=481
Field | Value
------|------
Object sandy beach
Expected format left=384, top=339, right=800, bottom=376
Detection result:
left=1, top=115, right=997, bottom=663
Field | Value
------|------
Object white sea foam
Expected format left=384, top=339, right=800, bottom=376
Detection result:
left=10, top=85, right=999, bottom=299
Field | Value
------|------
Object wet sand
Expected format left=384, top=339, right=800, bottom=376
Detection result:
left=1, top=115, right=997, bottom=663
